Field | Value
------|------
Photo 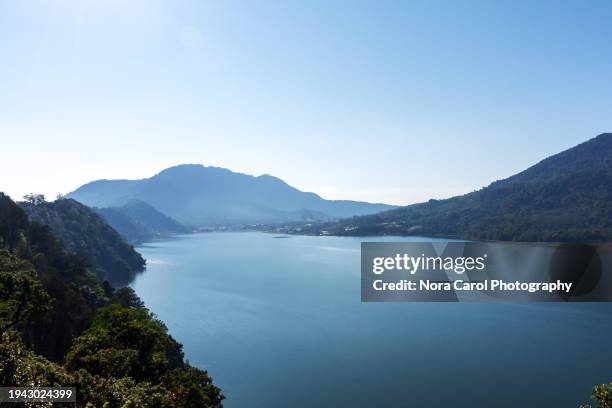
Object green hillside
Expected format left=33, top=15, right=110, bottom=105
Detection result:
left=94, top=200, right=188, bottom=244
left=0, top=192, right=223, bottom=407
left=20, top=198, right=145, bottom=283
left=316, top=133, right=612, bottom=242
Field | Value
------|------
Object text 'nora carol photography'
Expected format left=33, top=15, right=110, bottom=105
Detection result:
left=361, top=242, right=612, bottom=302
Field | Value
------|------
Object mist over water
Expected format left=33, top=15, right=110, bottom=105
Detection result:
left=132, top=232, right=612, bottom=407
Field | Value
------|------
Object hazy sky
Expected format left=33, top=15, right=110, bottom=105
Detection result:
left=2, top=0, right=612, bottom=205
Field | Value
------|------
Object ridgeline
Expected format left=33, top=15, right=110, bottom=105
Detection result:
left=0, top=192, right=223, bottom=407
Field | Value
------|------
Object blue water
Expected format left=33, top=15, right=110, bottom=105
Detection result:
left=132, top=232, right=612, bottom=407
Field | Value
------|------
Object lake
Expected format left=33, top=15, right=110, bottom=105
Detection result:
left=132, top=232, right=612, bottom=407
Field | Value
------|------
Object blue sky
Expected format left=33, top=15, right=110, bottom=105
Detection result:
left=1, top=0, right=612, bottom=205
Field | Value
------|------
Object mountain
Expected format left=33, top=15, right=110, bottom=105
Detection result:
left=67, top=164, right=395, bottom=226
left=0, top=192, right=223, bottom=405
left=20, top=198, right=145, bottom=283
left=0, top=193, right=101, bottom=361
left=94, top=200, right=189, bottom=244
left=309, top=133, right=612, bottom=242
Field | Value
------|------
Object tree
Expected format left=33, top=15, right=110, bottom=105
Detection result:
left=64, top=304, right=224, bottom=406
left=22, top=193, right=46, bottom=205
left=112, top=286, right=145, bottom=308
left=65, top=304, right=184, bottom=381
left=580, top=383, right=612, bottom=408
left=0, top=253, right=52, bottom=336
left=162, top=366, right=225, bottom=407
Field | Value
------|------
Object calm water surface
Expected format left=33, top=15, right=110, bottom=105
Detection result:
left=132, top=232, right=612, bottom=407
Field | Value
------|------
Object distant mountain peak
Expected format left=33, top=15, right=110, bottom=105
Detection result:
left=68, top=164, right=395, bottom=227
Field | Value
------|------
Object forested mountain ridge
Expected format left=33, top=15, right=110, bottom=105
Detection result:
left=311, top=133, right=612, bottom=242
left=0, top=192, right=223, bottom=406
left=94, top=200, right=188, bottom=244
left=0, top=193, right=101, bottom=361
left=20, top=198, right=145, bottom=283
left=67, top=164, right=395, bottom=226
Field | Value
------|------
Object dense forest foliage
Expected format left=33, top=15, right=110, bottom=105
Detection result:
left=0, top=192, right=223, bottom=406
left=20, top=198, right=145, bottom=283
left=309, top=133, right=612, bottom=242
left=94, top=200, right=188, bottom=244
